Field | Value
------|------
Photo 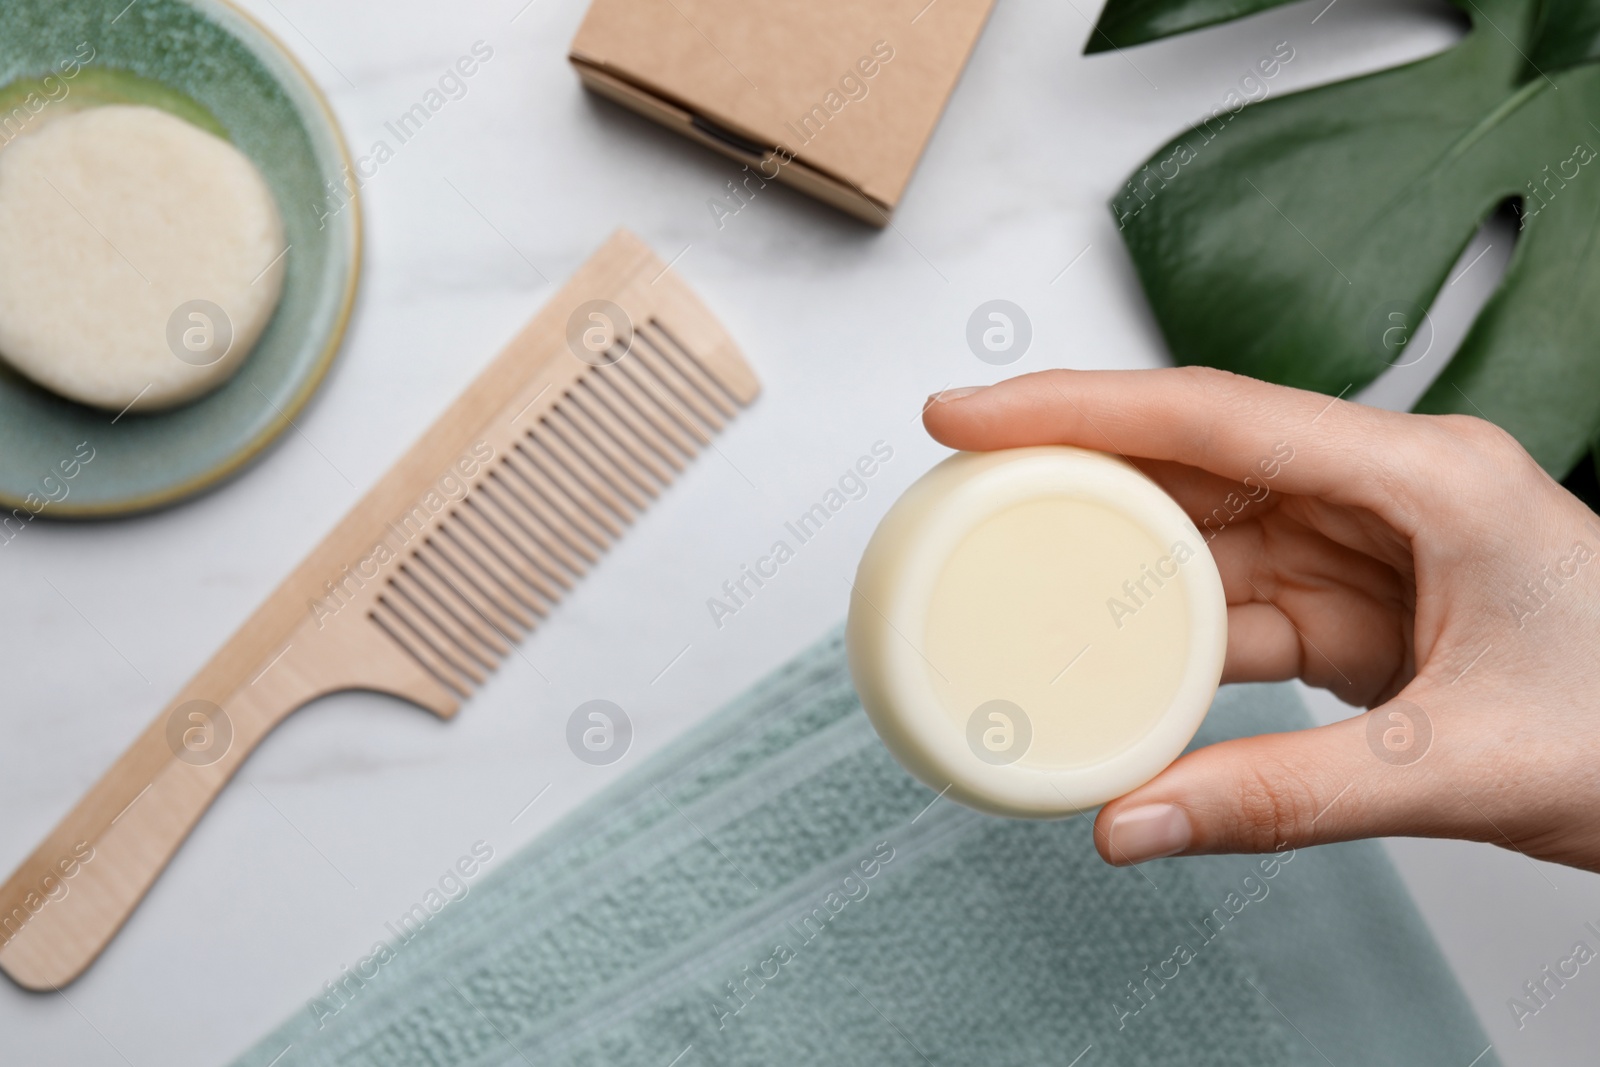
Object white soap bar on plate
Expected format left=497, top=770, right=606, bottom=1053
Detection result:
left=846, top=446, right=1227, bottom=817
left=0, top=104, right=286, bottom=412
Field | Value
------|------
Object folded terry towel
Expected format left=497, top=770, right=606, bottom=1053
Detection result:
left=234, top=626, right=1495, bottom=1067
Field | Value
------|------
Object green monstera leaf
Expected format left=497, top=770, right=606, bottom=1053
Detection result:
left=1090, top=0, right=1600, bottom=502
left=1528, top=0, right=1600, bottom=75
left=1088, top=0, right=1303, bottom=53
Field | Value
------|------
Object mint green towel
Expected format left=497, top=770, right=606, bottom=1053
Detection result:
left=234, top=628, right=1494, bottom=1067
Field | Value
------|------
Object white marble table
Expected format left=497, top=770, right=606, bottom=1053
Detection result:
left=2, top=0, right=1595, bottom=1062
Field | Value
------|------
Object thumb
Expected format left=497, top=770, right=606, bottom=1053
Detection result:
left=1092, top=700, right=1446, bottom=866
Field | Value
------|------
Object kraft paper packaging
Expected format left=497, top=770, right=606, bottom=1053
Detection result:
left=569, top=0, right=996, bottom=224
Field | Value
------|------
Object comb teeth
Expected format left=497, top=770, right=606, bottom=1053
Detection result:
left=369, top=316, right=753, bottom=698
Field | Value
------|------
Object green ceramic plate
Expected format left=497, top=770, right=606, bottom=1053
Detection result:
left=0, top=0, right=360, bottom=518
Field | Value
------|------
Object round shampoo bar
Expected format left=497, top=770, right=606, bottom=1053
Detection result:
left=847, top=446, right=1227, bottom=817
left=0, top=105, right=286, bottom=412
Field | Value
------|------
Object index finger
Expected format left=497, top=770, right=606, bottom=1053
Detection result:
left=922, top=368, right=1413, bottom=514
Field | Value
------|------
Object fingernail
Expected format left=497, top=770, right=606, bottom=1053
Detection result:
left=1107, top=803, right=1192, bottom=863
left=929, top=386, right=985, bottom=405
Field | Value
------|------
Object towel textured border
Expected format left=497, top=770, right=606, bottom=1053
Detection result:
left=234, top=627, right=1495, bottom=1067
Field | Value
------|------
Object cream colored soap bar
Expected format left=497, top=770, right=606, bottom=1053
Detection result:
left=0, top=105, right=286, bottom=412
left=846, top=446, right=1227, bottom=817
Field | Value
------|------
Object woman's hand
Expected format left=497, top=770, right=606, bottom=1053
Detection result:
left=923, top=368, right=1600, bottom=873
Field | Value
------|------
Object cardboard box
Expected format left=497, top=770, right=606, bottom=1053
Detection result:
left=569, top=0, right=996, bottom=226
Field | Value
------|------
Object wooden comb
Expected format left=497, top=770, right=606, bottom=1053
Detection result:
left=0, top=230, right=759, bottom=990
